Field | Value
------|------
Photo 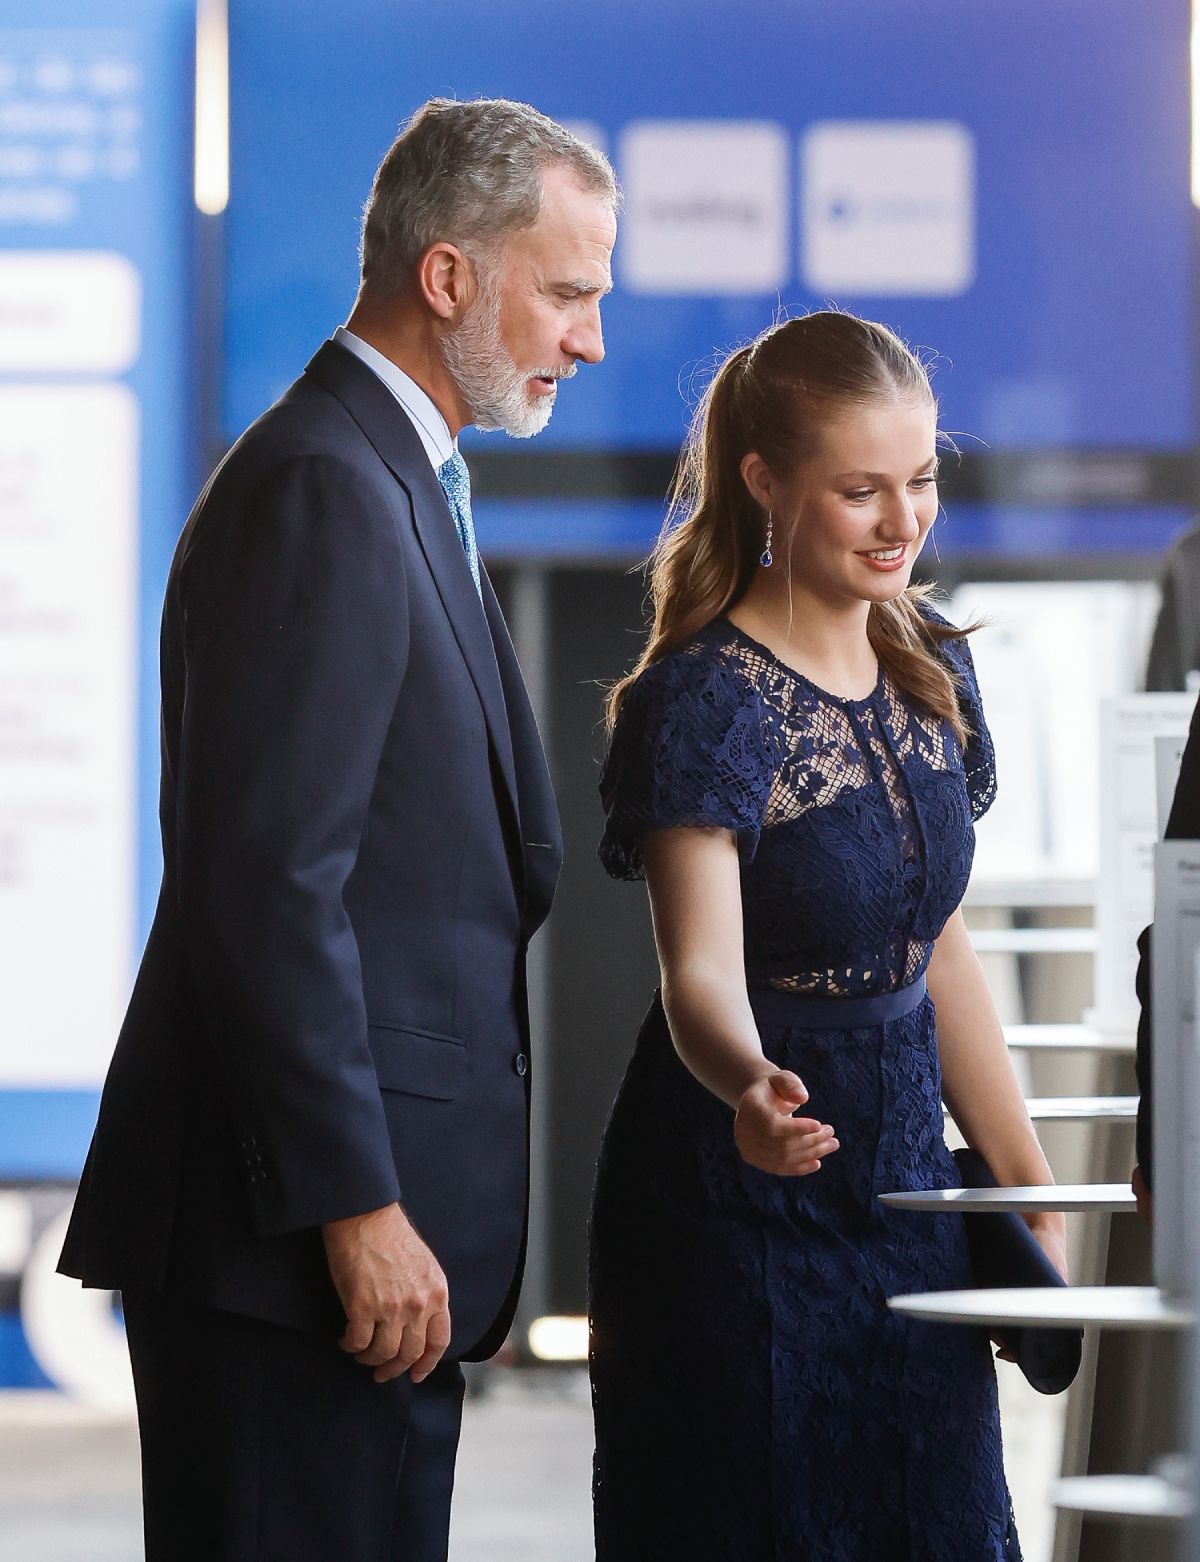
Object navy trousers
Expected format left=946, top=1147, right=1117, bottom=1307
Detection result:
left=123, top=1291, right=465, bottom=1562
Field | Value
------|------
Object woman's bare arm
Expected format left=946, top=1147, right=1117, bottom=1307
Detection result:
left=927, top=908, right=1067, bottom=1277
left=642, top=828, right=839, bottom=1176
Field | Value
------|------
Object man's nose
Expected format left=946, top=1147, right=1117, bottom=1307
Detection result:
left=564, top=304, right=605, bottom=366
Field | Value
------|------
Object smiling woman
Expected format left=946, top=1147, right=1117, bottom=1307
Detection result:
left=606, top=312, right=974, bottom=745
left=590, top=311, right=1059, bottom=1561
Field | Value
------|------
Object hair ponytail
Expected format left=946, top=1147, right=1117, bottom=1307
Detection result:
left=607, top=312, right=974, bottom=746
left=605, top=346, right=760, bottom=726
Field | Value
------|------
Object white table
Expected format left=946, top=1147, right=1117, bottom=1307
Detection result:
left=1050, top=1474, right=1194, bottom=1524
left=970, top=928, right=1098, bottom=954
left=1023, top=1095, right=1138, bottom=1123
left=887, top=1286, right=1194, bottom=1330
left=879, top=1185, right=1136, bottom=1214
left=1004, top=1023, right=1134, bottom=1054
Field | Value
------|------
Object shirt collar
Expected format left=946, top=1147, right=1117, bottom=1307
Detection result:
left=333, top=326, right=456, bottom=472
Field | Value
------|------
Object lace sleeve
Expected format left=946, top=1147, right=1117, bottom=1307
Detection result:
left=598, top=649, right=774, bottom=881
left=937, top=628, right=997, bottom=822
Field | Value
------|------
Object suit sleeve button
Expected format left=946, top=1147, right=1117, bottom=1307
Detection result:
left=514, top=1053, right=528, bottom=1077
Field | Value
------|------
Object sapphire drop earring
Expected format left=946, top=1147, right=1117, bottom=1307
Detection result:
left=760, top=510, right=774, bottom=569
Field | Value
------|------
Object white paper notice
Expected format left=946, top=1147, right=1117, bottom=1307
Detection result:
left=0, top=384, right=138, bottom=1085
left=1150, top=842, right=1200, bottom=1298
left=949, top=581, right=1158, bottom=895
left=1095, top=696, right=1195, bottom=1024
left=1156, top=732, right=1189, bottom=839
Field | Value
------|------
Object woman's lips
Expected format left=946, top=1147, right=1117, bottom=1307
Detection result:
left=856, top=546, right=908, bottom=573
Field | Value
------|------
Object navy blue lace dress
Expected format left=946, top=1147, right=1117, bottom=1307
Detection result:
left=590, top=608, right=1019, bottom=1562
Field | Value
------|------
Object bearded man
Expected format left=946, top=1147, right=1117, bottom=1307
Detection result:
left=59, top=98, right=617, bottom=1562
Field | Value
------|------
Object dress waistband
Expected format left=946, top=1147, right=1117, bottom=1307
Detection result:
left=747, top=973, right=928, bottom=1031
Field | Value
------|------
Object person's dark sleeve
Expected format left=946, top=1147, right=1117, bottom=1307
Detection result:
left=1144, top=566, right=1185, bottom=692
left=175, top=455, right=409, bottom=1237
left=1134, top=925, right=1154, bottom=1190
left=1135, top=694, right=1200, bottom=1190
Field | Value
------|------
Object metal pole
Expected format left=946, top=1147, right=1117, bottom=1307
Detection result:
left=507, top=564, right=553, bottom=1341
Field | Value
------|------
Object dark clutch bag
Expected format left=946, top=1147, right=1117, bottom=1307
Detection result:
left=952, top=1147, right=1082, bottom=1395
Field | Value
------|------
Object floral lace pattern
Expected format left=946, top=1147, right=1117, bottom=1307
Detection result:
left=599, top=608, right=995, bottom=996
left=590, top=608, right=1017, bottom=1561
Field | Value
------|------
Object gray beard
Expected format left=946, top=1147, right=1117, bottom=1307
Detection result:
left=440, top=279, right=556, bottom=440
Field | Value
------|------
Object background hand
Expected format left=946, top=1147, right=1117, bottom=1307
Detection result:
left=321, top=1202, right=451, bottom=1383
left=734, top=1071, right=839, bottom=1176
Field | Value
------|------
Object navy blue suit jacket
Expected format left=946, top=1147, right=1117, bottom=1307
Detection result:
left=60, top=341, right=562, bottom=1359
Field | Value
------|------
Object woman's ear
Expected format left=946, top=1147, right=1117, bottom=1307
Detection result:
left=739, top=451, right=774, bottom=512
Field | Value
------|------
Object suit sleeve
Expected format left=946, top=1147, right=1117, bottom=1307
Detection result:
left=175, top=454, right=408, bottom=1237
left=1135, top=692, right=1200, bottom=1190
left=1145, top=566, right=1185, bottom=693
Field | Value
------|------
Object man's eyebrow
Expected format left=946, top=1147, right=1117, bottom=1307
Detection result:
left=557, top=277, right=614, bottom=297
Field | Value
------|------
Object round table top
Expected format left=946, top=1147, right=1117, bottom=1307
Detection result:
left=1023, top=1095, right=1138, bottom=1122
left=1050, top=1475, right=1194, bottom=1523
left=878, top=1185, right=1136, bottom=1213
left=887, top=1285, right=1194, bottom=1330
left=1004, top=1024, right=1134, bottom=1053
left=971, top=927, right=1098, bottom=954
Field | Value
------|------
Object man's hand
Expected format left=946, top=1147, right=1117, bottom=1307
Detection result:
left=321, top=1203, right=451, bottom=1384
left=1132, top=1164, right=1154, bottom=1226
left=733, top=1071, right=839, bottom=1176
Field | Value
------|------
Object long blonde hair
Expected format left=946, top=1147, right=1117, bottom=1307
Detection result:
left=607, top=312, right=972, bottom=744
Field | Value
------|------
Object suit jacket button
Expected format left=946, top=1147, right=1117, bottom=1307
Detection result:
left=514, top=1053, right=528, bottom=1077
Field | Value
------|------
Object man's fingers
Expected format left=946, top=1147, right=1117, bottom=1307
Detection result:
left=406, top=1310, right=452, bottom=1385
left=373, top=1326, right=425, bottom=1383
left=353, top=1319, right=405, bottom=1368
left=339, top=1314, right=376, bottom=1355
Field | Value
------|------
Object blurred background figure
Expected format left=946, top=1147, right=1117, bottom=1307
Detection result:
left=0, top=2, right=1196, bottom=1561
left=1145, top=518, right=1200, bottom=693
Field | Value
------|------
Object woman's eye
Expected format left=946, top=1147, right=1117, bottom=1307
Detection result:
left=845, top=489, right=873, bottom=503
left=910, top=476, right=938, bottom=490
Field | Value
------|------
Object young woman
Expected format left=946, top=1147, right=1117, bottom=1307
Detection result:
left=589, top=312, right=1065, bottom=1562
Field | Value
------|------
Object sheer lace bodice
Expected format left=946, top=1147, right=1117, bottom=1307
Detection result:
left=599, top=605, right=995, bottom=997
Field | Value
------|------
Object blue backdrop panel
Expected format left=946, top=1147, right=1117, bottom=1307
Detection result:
left=225, top=0, right=1193, bottom=549
left=0, top=6, right=195, bottom=1163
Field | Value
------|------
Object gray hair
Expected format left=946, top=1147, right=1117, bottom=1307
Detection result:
left=360, top=97, right=618, bottom=296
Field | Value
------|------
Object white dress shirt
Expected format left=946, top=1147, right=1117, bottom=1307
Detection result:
left=333, top=326, right=455, bottom=472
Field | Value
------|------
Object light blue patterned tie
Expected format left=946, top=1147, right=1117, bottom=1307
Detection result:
left=436, top=449, right=481, bottom=598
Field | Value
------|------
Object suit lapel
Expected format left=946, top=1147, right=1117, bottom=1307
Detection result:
left=481, top=576, right=563, bottom=932
left=304, top=340, right=521, bottom=835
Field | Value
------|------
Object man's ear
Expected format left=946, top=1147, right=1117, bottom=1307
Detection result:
left=417, top=242, right=476, bottom=323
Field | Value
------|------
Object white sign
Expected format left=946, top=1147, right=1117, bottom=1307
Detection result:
left=619, top=120, right=788, bottom=294
left=0, top=383, right=138, bottom=1086
left=1095, top=695, right=1194, bottom=1025
left=949, top=582, right=1159, bottom=894
left=801, top=120, right=975, bottom=297
left=0, top=250, right=140, bottom=373
left=1150, top=842, right=1200, bottom=1299
left=1157, top=731, right=1189, bottom=838
left=0, top=31, right=142, bottom=231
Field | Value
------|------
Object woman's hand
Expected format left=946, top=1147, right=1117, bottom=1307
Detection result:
left=734, top=1071, right=839, bottom=1176
left=991, top=1215, right=1068, bottom=1366
left=1028, top=1214, right=1069, bottom=1284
